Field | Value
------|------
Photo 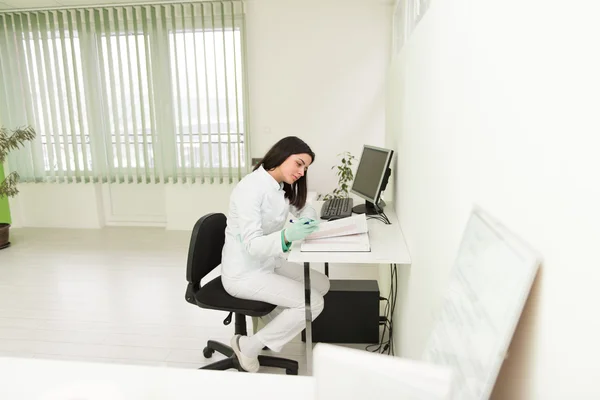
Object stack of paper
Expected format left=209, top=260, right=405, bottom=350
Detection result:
left=301, top=214, right=370, bottom=252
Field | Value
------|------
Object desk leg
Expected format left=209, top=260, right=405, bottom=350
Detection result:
left=304, top=261, right=313, bottom=376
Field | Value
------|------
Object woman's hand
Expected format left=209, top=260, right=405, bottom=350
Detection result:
left=284, top=218, right=319, bottom=242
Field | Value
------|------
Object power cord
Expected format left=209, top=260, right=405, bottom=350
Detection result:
left=366, top=210, right=391, bottom=225
left=389, top=264, right=398, bottom=355
left=365, top=263, right=398, bottom=355
left=366, top=296, right=390, bottom=354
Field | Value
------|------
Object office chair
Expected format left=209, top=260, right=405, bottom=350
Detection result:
left=185, top=213, right=299, bottom=375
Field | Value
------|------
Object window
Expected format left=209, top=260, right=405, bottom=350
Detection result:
left=100, top=31, right=155, bottom=170
left=0, top=1, right=247, bottom=184
left=394, top=0, right=432, bottom=54
left=23, top=27, right=92, bottom=174
left=169, top=28, right=245, bottom=171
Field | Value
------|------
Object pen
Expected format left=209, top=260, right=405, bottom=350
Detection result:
left=289, top=219, right=312, bottom=225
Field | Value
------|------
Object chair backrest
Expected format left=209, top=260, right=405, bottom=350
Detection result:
left=186, top=213, right=227, bottom=287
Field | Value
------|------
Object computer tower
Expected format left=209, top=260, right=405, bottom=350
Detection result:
left=302, top=279, right=379, bottom=344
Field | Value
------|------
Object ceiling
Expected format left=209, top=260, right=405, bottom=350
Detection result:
left=0, top=0, right=398, bottom=11
left=0, top=0, right=198, bottom=11
left=0, top=0, right=394, bottom=12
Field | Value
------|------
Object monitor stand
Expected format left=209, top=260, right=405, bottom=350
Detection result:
left=352, top=200, right=386, bottom=216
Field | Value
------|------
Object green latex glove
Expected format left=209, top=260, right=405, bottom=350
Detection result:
left=284, top=218, right=320, bottom=242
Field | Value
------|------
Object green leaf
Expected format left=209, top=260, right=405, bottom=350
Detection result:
left=0, top=171, right=20, bottom=198
left=0, top=126, right=36, bottom=163
left=325, top=151, right=357, bottom=203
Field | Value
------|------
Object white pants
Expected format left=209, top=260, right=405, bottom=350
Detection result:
left=222, top=261, right=330, bottom=352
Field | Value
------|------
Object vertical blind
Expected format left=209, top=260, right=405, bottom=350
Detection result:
left=0, top=1, right=248, bottom=184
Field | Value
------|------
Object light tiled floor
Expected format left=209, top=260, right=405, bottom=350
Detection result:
left=0, top=227, right=372, bottom=375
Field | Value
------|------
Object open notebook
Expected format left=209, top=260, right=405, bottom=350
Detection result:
left=300, top=214, right=370, bottom=252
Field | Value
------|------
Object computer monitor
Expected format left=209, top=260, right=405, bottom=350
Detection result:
left=350, top=145, right=394, bottom=215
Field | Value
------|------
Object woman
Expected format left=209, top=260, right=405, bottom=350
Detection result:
left=221, top=136, right=330, bottom=373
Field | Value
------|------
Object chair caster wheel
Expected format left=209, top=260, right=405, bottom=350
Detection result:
left=203, top=347, right=215, bottom=358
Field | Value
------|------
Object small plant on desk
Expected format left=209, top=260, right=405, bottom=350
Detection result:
left=322, top=151, right=356, bottom=200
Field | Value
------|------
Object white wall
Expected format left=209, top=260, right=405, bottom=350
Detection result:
left=9, top=182, right=234, bottom=230
left=9, top=0, right=392, bottom=229
left=387, top=1, right=600, bottom=398
left=245, top=0, right=392, bottom=191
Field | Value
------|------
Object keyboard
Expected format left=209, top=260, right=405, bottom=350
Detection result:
left=320, top=198, right=353, bottom=220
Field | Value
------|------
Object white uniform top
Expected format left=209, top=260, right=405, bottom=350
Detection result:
left=221, top=165, right=317, bottom=279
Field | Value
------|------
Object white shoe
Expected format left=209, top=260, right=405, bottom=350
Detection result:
left=231, top=335, right=260, bottom=373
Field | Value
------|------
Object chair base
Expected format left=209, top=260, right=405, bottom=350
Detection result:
left=201, top=339, right=299, bottom=375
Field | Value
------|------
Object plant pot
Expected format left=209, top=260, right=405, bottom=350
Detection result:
left=0, top=223, right=10, bottom=250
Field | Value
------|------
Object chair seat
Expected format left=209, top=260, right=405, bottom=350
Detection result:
left=195, top=277, right=276, bottom=317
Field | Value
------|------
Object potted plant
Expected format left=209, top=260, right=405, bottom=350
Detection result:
left=322, top=151, right=356, bottom=200
left=0, top=125, right=36, bottom=250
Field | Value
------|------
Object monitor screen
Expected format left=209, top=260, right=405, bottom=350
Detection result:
left=350, top=145, right=393, bottom=205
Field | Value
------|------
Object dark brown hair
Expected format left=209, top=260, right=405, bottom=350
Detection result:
left=253, top=136, right=315, bottom=209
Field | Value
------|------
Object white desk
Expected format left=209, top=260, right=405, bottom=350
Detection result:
left=0, top=357, right=313, bottom=400
left=0, top=344, right=452, bottom=400
left=287, top=204, right=411, bottom=374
